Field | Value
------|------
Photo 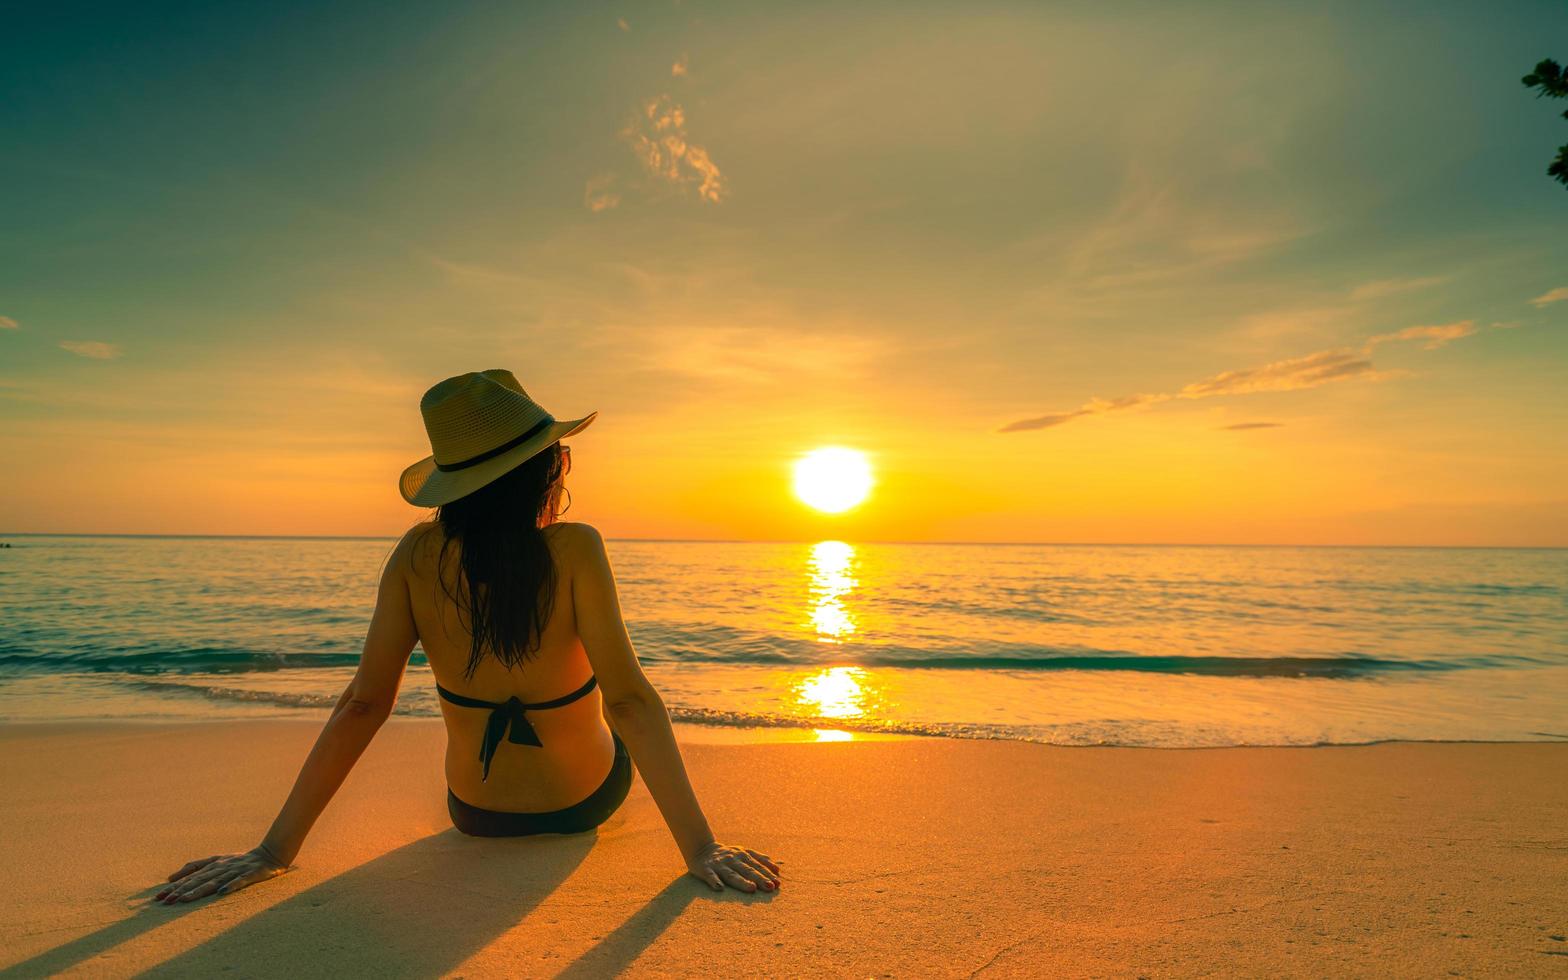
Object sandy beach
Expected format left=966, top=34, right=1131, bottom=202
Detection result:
left=0, top=722, right=1563, bottom=978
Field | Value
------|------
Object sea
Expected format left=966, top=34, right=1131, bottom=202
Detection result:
left=1, top=534, right=1565, bottom=747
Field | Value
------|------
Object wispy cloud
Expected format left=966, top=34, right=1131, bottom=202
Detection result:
left=1221, top=422, right=1284, bottom=430
left=1177, top=348, right=1384, bottom=399
left=671, top=54, right=688, bottom=78
left=621, top=95, right=726, bottom=203
left=1001, top=319, right=1494, bottom=433
left=1349, top=276, right=1445, bottom=301
left=1366, top=320, right=1476, bottom=350
left=0, top=315, right=17, bottom=330
left=1530, top=286, right=1568, bottom=307
left=616, top=17, right=629, bottom=32
left=997, top=411, right=1089, bottom=433
left=59, top=340, right=121, bottom=360
left=583, top=173, right=620, bottom=212
left=999, top=392, right=1169, bottom=433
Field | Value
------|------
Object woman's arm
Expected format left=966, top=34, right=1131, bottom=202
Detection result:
left=567, top=524, right=780, bottom=893
left=156, top=533, right=421, bottom=904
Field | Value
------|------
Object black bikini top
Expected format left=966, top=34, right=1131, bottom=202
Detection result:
left=435, top=675, right=598, bottom=782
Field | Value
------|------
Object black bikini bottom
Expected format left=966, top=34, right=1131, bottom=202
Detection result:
left=447, top=732, right=631, bottom=837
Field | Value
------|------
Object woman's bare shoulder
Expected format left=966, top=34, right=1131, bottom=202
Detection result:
left=397, top=521, right=448, bottom=571
left=543, top=520, right=606, bottom=555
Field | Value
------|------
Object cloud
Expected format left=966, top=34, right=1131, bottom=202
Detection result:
left=1083, top=393, right=1166, bottom=413
left=621, top=95, right=727, bottom=204
left=1530, top=286, right=1568, bottom=307
left=0, top=315, right=16, bottom=329
left=583, top=174, right=620, bottom=212
left=999, top=316, right=1496, bottom=433
left=1366, top=320, right=1476, bottom=350
left=1220, top=422, right=1284, bottom=430
left=998, top=411, right=1092, bottom=433
left=999, top=392, right=1169, bottom=433
left=1177, top=348, right=1382, bottom=399
left=59, top=340, right=121, bottom=360
left=1348, top=276, right=1445, bottom=301
left=616, top=17, right=629, bottom=31
left=671, top=54, right=688, bottom=78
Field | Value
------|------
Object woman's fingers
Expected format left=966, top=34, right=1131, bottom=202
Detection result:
left=745, top=849, right=781, bottom=874
left=716, top=864, right=757, bottom=893
left=216, top=873, right=251, bottom=896
left=159, top=858, right=234, bottom=902
left=688, top=842, right=782, bottom=894
left=165, top=873, right=219, bottom=904
left=730, top=852, right=773, bottom=881
left=218, top=865, right=273, bottom=895
left=738, top=851, right=777, bottom=876
left=211, top=871, right=251, bottom=897
left=154, top=852, right=290, bottom=904
left=175, top=877, right=225, bottom=903
left=727, top=857, right=775, bottom=890
left=166, top=855, right=220, bottom=883
left=161, top=871, right=213, bottom=903
left=734, top=853, right=779, bottom=888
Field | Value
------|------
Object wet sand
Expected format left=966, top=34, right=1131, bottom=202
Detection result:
left=1, top=721, right=1564, bottom=977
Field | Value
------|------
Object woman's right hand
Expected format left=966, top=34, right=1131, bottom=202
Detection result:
left=155, top=845, right=290, bottom=904
left=686, top=841, right=781, bottom=893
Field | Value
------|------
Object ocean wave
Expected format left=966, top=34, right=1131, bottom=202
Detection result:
left=0, top=643, right=1527, bottom=679
left=120, top=677, right=354, bottom=710
left=83, top=677, right=1495, bottom=748
left=640, top=650, right=1509, bottom=676
left=79, top=677, right=1289, bottom=744
left=831, top=653, right=1481, bottom=676
left=0, top=648, right=427, bottom=675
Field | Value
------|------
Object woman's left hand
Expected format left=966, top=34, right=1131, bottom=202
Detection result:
left=155, top=846, right=290, bottom=904
left=686, top=840, right=782, bottom=893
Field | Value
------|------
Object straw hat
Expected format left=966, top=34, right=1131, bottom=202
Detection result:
left=399, top=369, right=596, bottom=507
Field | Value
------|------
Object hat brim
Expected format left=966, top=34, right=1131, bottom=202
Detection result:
left=399, top=412, right=596, bottom=507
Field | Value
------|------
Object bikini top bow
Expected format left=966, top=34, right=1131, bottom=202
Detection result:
left=434, top=675, right=599, bottom=782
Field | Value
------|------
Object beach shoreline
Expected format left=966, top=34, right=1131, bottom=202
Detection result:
left=2, top=720, right=1564, bottom=977
left=4, top=714, right=1568, bottom=749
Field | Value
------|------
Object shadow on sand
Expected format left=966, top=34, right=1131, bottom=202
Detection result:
left=4, top=829, right=594, bottom=977
left=550, top=876, right=710, bottom=978
left=5, top=830, right=773, bottom=978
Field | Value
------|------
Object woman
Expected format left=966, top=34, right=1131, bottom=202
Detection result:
left=156, top=369, right=781, bottom=903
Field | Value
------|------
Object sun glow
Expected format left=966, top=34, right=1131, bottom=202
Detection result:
left=792, top=447, right=873, bottom=513
left=794, top=666, right=869, bottom=720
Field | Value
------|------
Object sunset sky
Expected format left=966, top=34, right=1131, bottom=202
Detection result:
left=2, top=1, right=1565, bottom=545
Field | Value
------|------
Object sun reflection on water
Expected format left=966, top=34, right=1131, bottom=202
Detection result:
left=807, top=540, right=858, bottom=643
left=790, top=544, right=879, bottom=740
left=794, top=665, right=869, bottom=719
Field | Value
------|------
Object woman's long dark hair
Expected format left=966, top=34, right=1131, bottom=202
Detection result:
left=419, top=442, right=571, bottom=679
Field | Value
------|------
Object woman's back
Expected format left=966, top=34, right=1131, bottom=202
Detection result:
left=404, top=519, right=617, bottom=813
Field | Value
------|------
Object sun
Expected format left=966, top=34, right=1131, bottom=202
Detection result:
left=792, top=447, right=873, bottom=513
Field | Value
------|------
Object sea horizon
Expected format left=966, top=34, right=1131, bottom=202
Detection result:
left=2, top=531, right=1562, bottom=551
